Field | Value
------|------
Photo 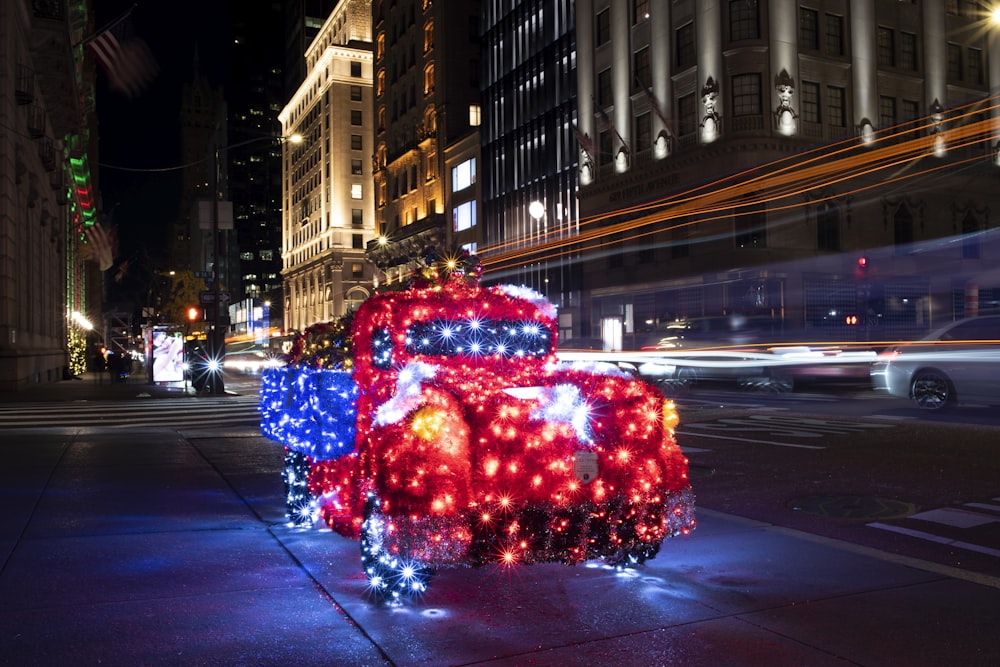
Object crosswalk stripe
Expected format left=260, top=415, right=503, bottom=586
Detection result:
left=0, top=397, right=263, bottom=430
left=867, top=522, right=1000, bottom=558
left=867, top=498, right=1000, bottom=560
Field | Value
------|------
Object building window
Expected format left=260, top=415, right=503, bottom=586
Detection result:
left=351, top=159, right=363, bottom=175
left=633, top=0, right=649, bottom=24
left=351, top=109, right=363, bottom=125
left=902, top=99, right=919, bottom=124
left=827, top=86, right=846, bottom=127
left=877, top=27, right=895, bottom=67
left=353, top=234, right=364, bottom=249
left=732, top=73, right=761, bottom=117
left=800, top=7, right=819, bottom=50
left=678, top=93, right=696, bottom=136
left=635, top=111, right=651, bottom=151
left=599, top=131, right=613, bottom=165
left=424, top=20, right=434, bottom=52
left=676, top=23, right=695, bottom=68
left=596, top=8, right=611, bottom=46
left=879, top=95, right=896, bottom=129
left=801, top=81, right=820, bottom=123
left=453, top=200, right=476, bottom=231
left=469, top=104, right=481, bottom=126
left=350, top=85, right=363, bottom=101
left=240, top=251, right=254, bottom=261
left=729, top=0, right=759, bottom=42
left=352, top=209, right=363, bottom=227
left=376, top=70, right=385, bottom=96
left=351, top=61, right=362, bottom=77
left=817, top=204, right=840, bottom=252
left=900, top=32, right=917, bottom=70
left=426, top=152, right=436, bottom=180
left=377, top=106, right=386, bottom=131
left=451, top=157, right=476, bottom=191
left=352, top=262, right=365, bottom=278
left=351, top=134, right=363, bottom=150
left=633, top=47, right=651, bottom=92
left=947, top=43, right=962, bottom=80
left=735, top=198, right=766, bottom=249
left=351, top=183, right=363, bottom=199
left=597, top=68, right=612, bottom=106
left=461, top=241, right=477, bottom=255
left=826, top=14, right=845, bottom=57
left=968, top=47, right=983, bottom=84
left=376, top=33, right=384, bottom=60
left=424, top=63, right=435, bottom=94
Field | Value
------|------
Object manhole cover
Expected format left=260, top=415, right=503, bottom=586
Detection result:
left=788, top=495, right=916, bottom=520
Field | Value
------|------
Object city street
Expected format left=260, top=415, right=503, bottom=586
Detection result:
left=1, top=374, right=999, bottom=665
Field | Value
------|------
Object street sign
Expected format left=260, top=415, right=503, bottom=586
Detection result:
left=199, top=291, right=231, bottom=304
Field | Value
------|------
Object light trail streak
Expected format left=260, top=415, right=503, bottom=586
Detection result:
left=480, top=96, right=1000, bottom=275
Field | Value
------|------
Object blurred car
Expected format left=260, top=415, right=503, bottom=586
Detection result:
left=870, top=315, right=1000, bottom=410
left=558, top=336, right=607, bottom=351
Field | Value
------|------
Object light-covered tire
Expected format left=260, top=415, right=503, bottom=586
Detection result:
left=360, top=493, right=434, bottom=602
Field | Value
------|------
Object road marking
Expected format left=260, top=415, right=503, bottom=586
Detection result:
left=867, top=522, right=1000, bottom=558
left=682, top=414, right=894, bottom=439
left=966, top=502, right=1000, bottom=512
left=676, top=430, right=825, bottom=450
left=907, top=507, right=999, bottom=529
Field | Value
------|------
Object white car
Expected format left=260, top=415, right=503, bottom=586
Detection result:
left=870, top=315, right=1000, bottom=410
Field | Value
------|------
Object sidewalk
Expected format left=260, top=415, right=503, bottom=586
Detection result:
left=2, top=423, right=999, bottom=665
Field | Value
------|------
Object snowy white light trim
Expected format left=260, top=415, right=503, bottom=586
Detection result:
left=374, top=361, right=439, bottom=426
left=496, top=284, right=558, bottom=320
left=528, top=383, right=593, bottom=444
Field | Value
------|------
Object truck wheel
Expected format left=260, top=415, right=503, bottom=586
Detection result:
left=282, top=449, right=317, bottom=527
left=360, top=492, right=434, bottom=602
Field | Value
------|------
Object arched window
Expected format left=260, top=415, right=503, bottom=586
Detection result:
left=423, top=63, right=435, bottom=95
left=376, top=69, right=385, bottom=97
left=423, top=21, right=434, bottom=53
left=423, top=105, right=436, bottom=132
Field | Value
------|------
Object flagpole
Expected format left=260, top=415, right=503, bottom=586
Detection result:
left=79, top=3, right=137, bottom=47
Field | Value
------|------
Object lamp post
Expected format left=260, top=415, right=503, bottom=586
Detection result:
left=205, top=132, right=302, bottom=395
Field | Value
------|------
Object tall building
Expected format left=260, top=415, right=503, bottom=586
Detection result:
left=284, top=0, right=340, bottom=99
left=510, top=0, right=1000, bottom=347
left=366, top=0, right=484, bottom=283
left=279, top=0, right=376, bottom=331
left=479, top=0, right=581, bottom=341
left=228, top=3, right=287, bottom=323
left=1, top=0, right=100, bottom=389
left=173, top=56, right=223, bottom=275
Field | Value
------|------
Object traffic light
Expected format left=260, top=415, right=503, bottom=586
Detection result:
left=187, top=306, right=202, bottom=322
left=855, top=256, right=869, bottom=278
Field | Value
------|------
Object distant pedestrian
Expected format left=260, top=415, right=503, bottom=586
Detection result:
left=92, top=352, right=106, bottom=384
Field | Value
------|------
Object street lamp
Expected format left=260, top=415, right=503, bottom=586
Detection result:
left=206, top=132, right=302, bottom=395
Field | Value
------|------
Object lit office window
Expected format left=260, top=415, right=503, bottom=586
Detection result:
left=451, top=158, right=476, bottom=192
left=453, top=200, right=477, bottom=231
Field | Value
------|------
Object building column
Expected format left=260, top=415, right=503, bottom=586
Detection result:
left=650, top=0, right=673, bottom=157
left=769, top=0, right=799, bottom=137
left=576, top=0, right=595, bottom=183
left=851, top=0, right=877, bottom=143
left=611, top=0, right=631, bottom=171
left=696, top=0, right=722, bottom=144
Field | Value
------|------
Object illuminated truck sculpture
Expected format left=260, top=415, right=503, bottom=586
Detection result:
left=260, top=268, right=694, bottom=601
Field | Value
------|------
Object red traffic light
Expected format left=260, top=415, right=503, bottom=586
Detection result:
left=857, top=256, right=868, bottom=269
left=187, top=306, right=202, bottom=321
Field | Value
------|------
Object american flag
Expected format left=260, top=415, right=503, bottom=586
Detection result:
left=85, top=8, right=158, bottom=98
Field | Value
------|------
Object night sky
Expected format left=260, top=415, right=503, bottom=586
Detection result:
left=92, top=0, right=231, bottom=281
